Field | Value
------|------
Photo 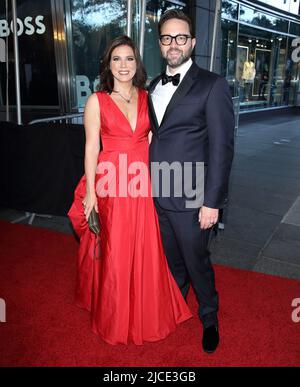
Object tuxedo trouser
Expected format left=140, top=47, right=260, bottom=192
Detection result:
left=154, top=200, right=219, bottom=328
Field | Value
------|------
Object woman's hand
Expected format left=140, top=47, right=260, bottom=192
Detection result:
left=82, top=191, right=98, bottom=221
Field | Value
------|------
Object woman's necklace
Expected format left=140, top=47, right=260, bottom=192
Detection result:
left=112, top=86, right=134, bottom=103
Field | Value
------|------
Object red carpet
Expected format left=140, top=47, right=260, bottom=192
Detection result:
left=0, top=219, right=299, bottom=366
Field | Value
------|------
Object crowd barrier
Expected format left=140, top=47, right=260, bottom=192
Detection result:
left=0, top=118, right=85, bottom=217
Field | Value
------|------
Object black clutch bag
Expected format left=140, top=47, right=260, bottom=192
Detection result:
left=88, top=208, right=100, bottom=234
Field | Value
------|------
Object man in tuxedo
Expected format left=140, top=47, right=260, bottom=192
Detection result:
left=148, top=10, right=234, bottom=353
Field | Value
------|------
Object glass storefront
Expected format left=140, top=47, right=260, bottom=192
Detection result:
left=0, top=0, right=192, bottom=115
left=68, top=0, right=127, bottom=109
left=143, top=0, right=192, bottom=81
left=0, top=0, right=299, bottom=117
left=69, top=0, right=192, bottom=109
left=221, top=0, right=300, bottom=112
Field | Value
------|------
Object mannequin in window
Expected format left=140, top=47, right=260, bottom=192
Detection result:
left=242, top=54, right=256, bottom=101
left=258, top=62, right=269, bottom=101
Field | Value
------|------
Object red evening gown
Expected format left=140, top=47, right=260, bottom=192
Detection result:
left=68, top=89, right=192, bottom=345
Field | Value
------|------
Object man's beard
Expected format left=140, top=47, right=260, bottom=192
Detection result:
left=164, top=46, right=193, bottom=68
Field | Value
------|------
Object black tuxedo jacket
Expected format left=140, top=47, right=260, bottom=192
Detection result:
left=148, top=62, right=234, bottom=212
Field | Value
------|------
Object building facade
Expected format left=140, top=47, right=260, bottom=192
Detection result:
left=0, top=0, right=299, bottom=120
left=219, top=0, right=300, bottom=111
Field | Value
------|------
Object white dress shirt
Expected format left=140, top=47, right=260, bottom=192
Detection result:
left=151, top=58, right=193, bottom=126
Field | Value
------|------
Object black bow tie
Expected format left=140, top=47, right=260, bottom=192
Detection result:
left=161, top=73, right=180, bottom=86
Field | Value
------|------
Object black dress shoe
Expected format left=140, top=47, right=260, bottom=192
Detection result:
left=202, top=325, right=219, bottom=353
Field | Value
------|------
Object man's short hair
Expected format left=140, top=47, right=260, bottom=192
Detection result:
left=158, top=9, right=194, bottom=37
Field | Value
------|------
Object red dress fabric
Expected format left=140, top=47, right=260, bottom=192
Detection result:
left=68, top=90, right=192, bottom=345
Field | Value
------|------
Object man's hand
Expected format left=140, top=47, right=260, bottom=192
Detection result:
left=198, top=206, right=219, bottom=229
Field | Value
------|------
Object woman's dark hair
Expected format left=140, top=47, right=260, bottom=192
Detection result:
left=158, top=9, right=194, bottom=37
left=98, top=35, right=147, bottom=93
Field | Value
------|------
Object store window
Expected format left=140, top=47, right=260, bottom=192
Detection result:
left=69, top=0, right=127, bottom=109
left=221, top=0, right=238, bottom=20
left=239, top=5, right=289, bottom=33
left=221, top=1, right=300, bottom=111
left=0, top=0, right=58, bottom=108
left=236, top=23, right=296, bottom=111
left=285, top=37, right=300, bottom=105
left=220, top=18, right=238, bottom=96
left=70, top=0, right=193, bottom=109
left=143, top=0, right=193, bottom=81
left=289, top=22, right=300, bottom=36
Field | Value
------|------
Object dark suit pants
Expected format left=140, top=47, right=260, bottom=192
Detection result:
left=155, top=200, right=219, bottom=328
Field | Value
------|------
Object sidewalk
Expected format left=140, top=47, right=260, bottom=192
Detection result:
left=210, top=108, right=300, bottom=280
left=1, top=108, right=300, bottom=280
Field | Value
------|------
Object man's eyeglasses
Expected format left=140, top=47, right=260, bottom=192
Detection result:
left=159, top=34, right=192, bottom=46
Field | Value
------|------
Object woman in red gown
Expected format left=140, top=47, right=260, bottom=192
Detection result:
left=68, top=36, right=192, bottom=345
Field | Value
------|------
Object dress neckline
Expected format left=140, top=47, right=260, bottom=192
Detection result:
left=106, top=88, right=141, bottom=135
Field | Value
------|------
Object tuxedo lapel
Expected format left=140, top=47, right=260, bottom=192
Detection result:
left=148, top=76, right=161, bottom=132
left=160, top=63, right=199, bottom=128
left=148, top=93, right=159, bottom=132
